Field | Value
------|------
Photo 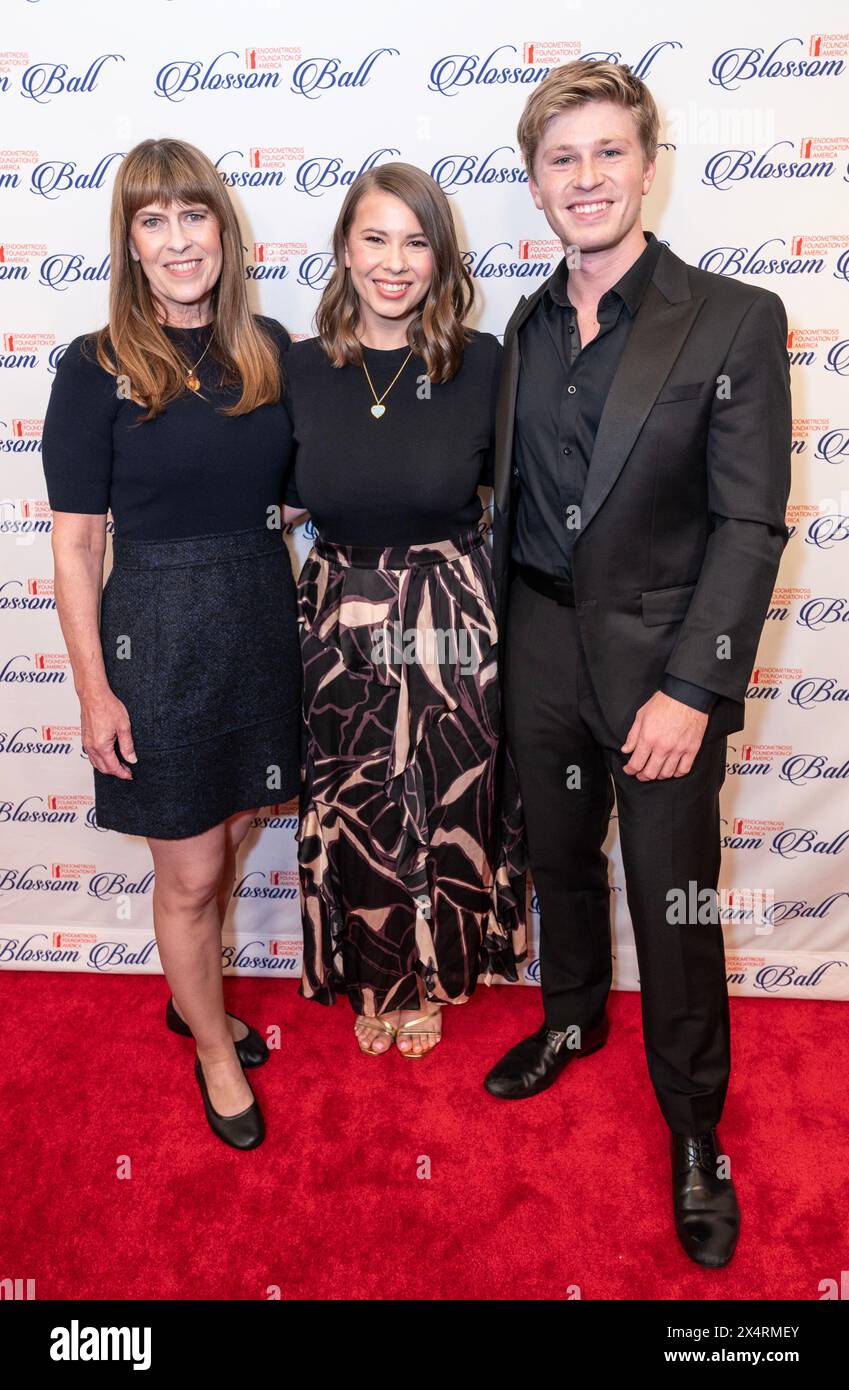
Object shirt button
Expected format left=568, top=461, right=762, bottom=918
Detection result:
left=512, top=465, right=519, bottom=476
left=567, top=384, right=577, bottom=394
left=568, top=325, right=575, bottom=334
left=563, top=447, right=572, bottom=456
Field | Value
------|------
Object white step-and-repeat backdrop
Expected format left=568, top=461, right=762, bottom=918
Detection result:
left=2, top=1, right=848, bottom=998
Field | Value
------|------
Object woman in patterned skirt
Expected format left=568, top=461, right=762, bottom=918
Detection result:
left=282, top=163, right=527, bottom=1056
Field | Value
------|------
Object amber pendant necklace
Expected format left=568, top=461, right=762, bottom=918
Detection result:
left=184, top=326, right=215, bottom=391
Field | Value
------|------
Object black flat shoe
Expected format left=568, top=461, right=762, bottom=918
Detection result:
left=166, top=996, right=269, bottom=1068
left=194, top=1055, right=265, bottom=1150
left=483, top=1014, right=609, bottom=1099
left=671, top=1129, right=740, bottom=1267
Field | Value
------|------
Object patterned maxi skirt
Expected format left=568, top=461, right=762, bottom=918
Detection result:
left=296, top=525, right=527, bottom=1018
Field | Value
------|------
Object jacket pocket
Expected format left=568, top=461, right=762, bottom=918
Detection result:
left=654, top=381, right=705, bottom=403
left=641, top=581, right=697, bottom=626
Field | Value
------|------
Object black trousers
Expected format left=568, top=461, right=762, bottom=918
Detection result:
left=503, top=573, right=731, bottom=1136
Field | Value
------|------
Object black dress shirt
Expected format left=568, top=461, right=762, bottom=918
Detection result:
left=511, top=231, right=717, bottom=715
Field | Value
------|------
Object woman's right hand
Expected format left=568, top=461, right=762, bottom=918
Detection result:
left=80, top=688, right=137, bottom=778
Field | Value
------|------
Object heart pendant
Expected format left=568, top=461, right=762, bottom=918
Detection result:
left=370, top=403, right=386, bottom=419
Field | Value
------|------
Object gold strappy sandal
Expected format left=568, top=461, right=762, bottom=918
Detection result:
left=395, top=1005, right=443, bottom=1058
left=354, top=1013, right=399, bottom=1056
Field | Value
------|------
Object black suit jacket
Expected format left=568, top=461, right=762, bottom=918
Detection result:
left=492, top=240, right=792, bottom=745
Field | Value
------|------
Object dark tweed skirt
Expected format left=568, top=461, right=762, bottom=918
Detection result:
left=94, top=526, right=302, bottom=840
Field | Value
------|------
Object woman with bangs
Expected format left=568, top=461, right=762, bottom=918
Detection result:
left=283, top=163, right=527, bottom=1057
left=42, top=139, right=302, bottom=1151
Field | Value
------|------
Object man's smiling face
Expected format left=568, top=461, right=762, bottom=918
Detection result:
left=527, top=99, right=656, bottom=256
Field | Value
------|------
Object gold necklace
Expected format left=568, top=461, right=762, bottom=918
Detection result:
left=361, top=346, right=413, bottom=418
left=182, top=324, right=215, bottom=391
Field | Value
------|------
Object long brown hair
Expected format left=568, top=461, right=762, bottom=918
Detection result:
left=315, top=162, right=475, bottom=384
left=89, top=138, right=281, bottom=422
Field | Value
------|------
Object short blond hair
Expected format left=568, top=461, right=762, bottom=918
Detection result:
left=517, top=59, right=660, bottom=182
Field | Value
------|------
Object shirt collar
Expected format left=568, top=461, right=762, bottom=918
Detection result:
left=545, top=230, right=662, bottom=317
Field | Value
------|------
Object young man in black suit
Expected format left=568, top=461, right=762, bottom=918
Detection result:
left=485, top=59, right=791, bottom=1268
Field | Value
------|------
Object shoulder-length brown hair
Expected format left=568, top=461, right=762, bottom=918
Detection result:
left=315, top=163, right=475, bottom=384
left=89, top=138, right=281, bottom=422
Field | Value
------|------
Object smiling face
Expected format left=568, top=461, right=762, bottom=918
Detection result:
left=528, top=99, right=656, bottom=261
left=343, top=189, right=434, bottom=344
left=127, top=200, right=223, bottom=326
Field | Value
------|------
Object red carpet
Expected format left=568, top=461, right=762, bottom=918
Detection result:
left=3, top=971, right=846, bottom=1300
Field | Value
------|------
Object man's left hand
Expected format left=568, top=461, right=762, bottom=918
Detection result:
left=620, top=691, right=709, bottom=781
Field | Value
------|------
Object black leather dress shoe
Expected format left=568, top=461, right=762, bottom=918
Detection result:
left=166, top=996, right=269, bottom=1068
left=483, top=1015, right=609, bottom=1099
left=194, top=1056, right=265, bottom=1150
left=671, top=1129, right=740, bottom=1267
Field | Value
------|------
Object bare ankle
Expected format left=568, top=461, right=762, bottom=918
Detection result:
left=196, top=1041, right=238, bottom=1066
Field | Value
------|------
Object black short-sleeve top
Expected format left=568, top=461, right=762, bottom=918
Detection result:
left=41, top=313, right=298, bottom=540
left=283, top=328, right=502, bottom=546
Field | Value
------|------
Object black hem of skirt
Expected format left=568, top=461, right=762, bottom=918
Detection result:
left=92, top=707, right=302, bottom=840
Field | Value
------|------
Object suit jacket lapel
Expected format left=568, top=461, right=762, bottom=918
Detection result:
left=493, top=242, right=706, bottom=528
left=494, top=282, right=547, bottom=512
left=576, top=278, right=705, bottom=540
